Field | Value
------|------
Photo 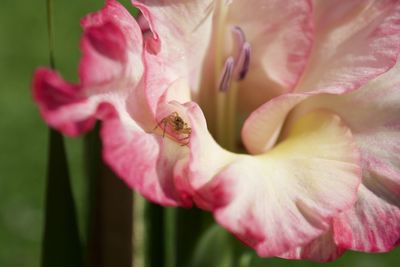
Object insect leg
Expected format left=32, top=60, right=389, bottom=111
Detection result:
left=162, top=119, right=168, bottom=138
left=178, top=135, right=190, bottom=146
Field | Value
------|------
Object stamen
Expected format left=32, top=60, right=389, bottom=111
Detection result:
left=218, top=57, right=235, bottom=92
left=230, top=26, right=251, bottom=80
left=231, top=26, right=246, bottom=49
left=238, top=42, right=251, bottom=80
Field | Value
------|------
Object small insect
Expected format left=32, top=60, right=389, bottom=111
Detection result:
left=154, top=112, right=192, bottom=145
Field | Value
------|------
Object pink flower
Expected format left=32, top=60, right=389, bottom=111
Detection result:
left=33, top=0, right=400, bottom=261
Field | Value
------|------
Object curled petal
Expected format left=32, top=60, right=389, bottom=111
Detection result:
left=242, top=93, right=307, bottom=154
left=105, top=99, right=216, bottom=207
left=33, top=69, right=98, bottom=136
left=101, top=108, right=191, bottom=207
left=185, top=103, right=236, bottom=209
left=80, top=0, right=143, bottom=88
left=192, top=111, right=361, bottom=256
left=298, top=68, right=400, bottom=253
left=33, top=0, right=145, bottom=136
left=287, top=62, right=400, bottom=252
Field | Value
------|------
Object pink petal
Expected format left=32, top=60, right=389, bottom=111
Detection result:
left=334, top=185, right=400, bottom=252
left=287, top=62, right=400, bottom=252
left=242, top=0, right=400, bottom=154
left=33, top=0, right=200, bottom=208
left=33, top=0, right=145, bottom=136
left=132, top=0, right=213, bottom=97
left=242, top=93, right=307, bottom=154
left=33, top=68, right=99, bottom=136
left=228, top=0, right=314, bottom=111
left=80, top=0, right=143, bottom=88
left=104, top=99, right=211, bottom=207
left=279, top=229, right=345, bottom=262
left=182, top=102, right=236, bottom=210
left=189, top=111, right=361, bottom=256
left=125, top=61, right=192, bottom=131
left=101, top=110, right=191, bottom=207
left=296, top=0, right=400, bottom=94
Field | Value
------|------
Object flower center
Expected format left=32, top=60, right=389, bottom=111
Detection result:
left=218, top=26, right=251, bottom=91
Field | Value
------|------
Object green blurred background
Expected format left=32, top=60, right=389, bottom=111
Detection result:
left=0, top=0, right=398, bottom=266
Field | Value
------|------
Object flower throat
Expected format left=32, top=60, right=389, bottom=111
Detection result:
left=201, top=0, right=251, bottom=152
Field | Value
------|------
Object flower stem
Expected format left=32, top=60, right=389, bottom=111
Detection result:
left=46, top=0, right=55, bottom=69
left=132, top=194, right=145, bottom=267
left=164, top=208, right=177, bottom=267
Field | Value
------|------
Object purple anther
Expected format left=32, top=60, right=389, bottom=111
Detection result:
left=218, top=57, right=235, bottom=92
left=231, top=26, right=246, bottom=48
left=238, top=42, right=251, bottom=80
left=230, top=26, right=251, bottom=80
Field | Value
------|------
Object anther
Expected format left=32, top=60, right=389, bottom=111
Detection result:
left=230, top=26, right=251, bottom=80
left=231, top=26, right=246, bottom=48
left=237, top=42, right=251, bottom=80
left=218, top=57, right=235, bottom=92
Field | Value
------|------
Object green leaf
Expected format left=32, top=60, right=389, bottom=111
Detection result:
left=41, top=1, right=82, bottom=265
left=41, top=130, right=83, bottom=267
left=238, top=253, right=253, bottom=267
left=189, top=224, right=234, bottom=267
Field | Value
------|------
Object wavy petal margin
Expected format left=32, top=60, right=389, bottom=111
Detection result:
left=33, top=0, right=144, bottom=136
left=186, top=110, right=361, bottom=256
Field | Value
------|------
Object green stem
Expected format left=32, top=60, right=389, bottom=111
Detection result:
left=132, top=194, right=146, bottom=267
left=238, top=253, right=252, bottom=267
left=46, top=0, right=55, bottom=69
left=164, top=208, right=177, bottom=267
